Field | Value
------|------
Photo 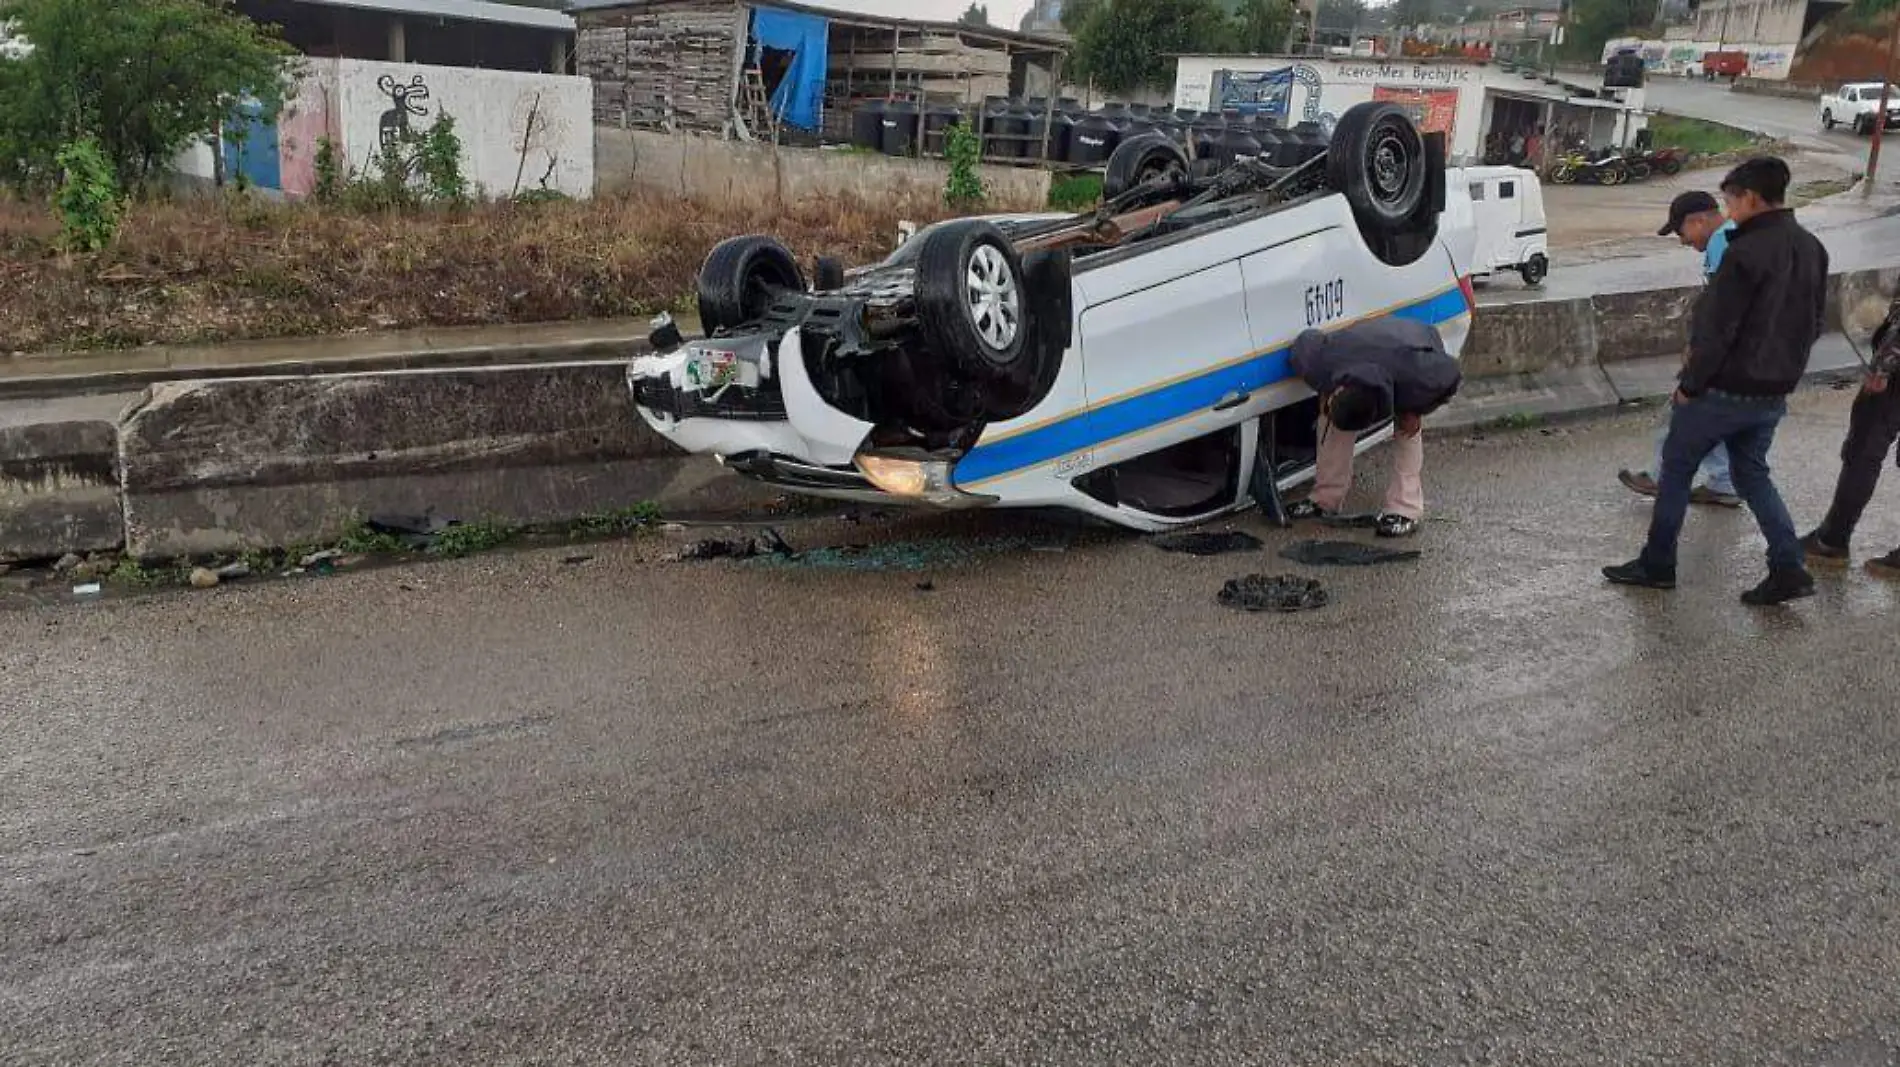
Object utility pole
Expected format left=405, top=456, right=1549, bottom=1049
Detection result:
left=1864, top=9, right=1900, bottom=197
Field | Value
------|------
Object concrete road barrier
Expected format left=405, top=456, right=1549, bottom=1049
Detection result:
left=117, top=363, right=763, bottom=560
left=0, top=393, right=135, bottom=560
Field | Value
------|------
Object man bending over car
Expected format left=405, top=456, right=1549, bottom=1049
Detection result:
left=1278, top=318, right=1463, bottom=539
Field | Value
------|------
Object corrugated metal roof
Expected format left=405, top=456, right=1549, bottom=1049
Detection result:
left=296, top=0, right=574, bottom=31
left=568, top=0, right=1067, bottom=53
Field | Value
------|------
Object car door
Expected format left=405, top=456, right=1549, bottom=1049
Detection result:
left=1070, top=246, right=1257, bottom=476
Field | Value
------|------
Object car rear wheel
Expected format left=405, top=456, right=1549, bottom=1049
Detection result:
left=1327, top=102, right=1428, bottom=235
left=915, top=220, right=1034, bottom=384
left=696, top=236, right=805, bottom=334
left=1824, top=109, right=1836, bottom=130
left=1103, top=133, right=1189, bottom=202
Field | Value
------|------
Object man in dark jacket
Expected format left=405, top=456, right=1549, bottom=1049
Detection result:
left=1799, top=290, right=1900, bottom=576
left=1605, top=157, right=1830, bottom=606
left=1280, top=316, right=1462, bottom=538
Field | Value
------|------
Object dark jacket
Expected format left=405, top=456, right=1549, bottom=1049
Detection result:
left=1871, top=290, right=1900, bottom=378
left=1682, top=208, right=1829, bottom=398
left=1289, top=318, right=1463, bottom=416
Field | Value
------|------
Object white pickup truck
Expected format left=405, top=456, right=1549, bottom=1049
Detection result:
left=1821, top=82, right=1900, bottom=135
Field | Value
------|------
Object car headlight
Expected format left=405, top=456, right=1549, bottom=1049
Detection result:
left=854, top=452, right=992, bottom=507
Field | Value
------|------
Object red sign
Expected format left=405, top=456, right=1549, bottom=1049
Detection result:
left=1372, top=85, right=1459, bottom=142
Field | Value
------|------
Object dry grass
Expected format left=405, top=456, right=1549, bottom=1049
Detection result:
left=0, top=186, right=1018, bottom=353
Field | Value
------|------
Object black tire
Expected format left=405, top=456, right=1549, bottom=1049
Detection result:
left=1372, top=129, right=1444, bottom=268
left=1327, top=102, right=1428, bottom=235
left=1519, top=254, right=1549, bottom=287
left=914, top=220, right=1032, bottom=383
left=1102, top=133, right=1188, bottom=201
left=974, top=247, right=1069, bottom=422
left=1823, top=109, right=1836, bottom=131
left=696, top=236, right=804, bottom=334
left=1857, top=115, right=1873, bottom=136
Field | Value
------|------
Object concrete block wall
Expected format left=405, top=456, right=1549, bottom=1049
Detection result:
left=594, top=128, right=1053, bottom=210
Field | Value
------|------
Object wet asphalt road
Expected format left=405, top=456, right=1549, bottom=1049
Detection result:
left=6, top=388, right=1900, bottom=1066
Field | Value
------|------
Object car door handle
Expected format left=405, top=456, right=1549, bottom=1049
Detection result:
left=1213, top=390, right=1251, bottom=412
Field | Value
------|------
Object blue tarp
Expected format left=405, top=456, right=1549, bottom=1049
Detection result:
left=752, top=6, right=829, bottom=132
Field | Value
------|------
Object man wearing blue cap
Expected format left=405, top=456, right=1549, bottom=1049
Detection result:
left=1616, top=190, right=1741, bottom=507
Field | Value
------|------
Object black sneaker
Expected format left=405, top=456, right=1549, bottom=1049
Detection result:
left=1740, top=569, right=1816, bottom=606
left=1865, top=549, right=1900, bottom=579
left=1285, top=499, right=1332, bottom=521
left=1800, top=530, right=1850, bottom=567
left=1603, top=558, right=1676, bottom=590
left=1375, top=513, right=1419, bottom=538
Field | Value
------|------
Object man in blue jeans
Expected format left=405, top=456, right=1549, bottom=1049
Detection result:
left=1617, top=191, right=1741, bottom=507
left=1604, top=158, right=1829, bottom=606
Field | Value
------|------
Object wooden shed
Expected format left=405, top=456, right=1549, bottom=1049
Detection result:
left=572, top=0, right=1067, bottom=142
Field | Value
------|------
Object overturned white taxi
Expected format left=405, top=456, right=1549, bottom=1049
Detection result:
left=628, top=102, right=1475, bottom=532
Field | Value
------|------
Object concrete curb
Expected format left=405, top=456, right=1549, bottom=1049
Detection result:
left=2, top=269, right=1895, bottom=563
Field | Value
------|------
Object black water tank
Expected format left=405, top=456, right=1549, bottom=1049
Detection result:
left=992, top=100, right=1032, bottom=159
left=851, top=98, right=885, bottom=150
left=1044, top=109, right=1078, bottom=161
left=1068, top=112, right=1122, bottom=165
left=881, top=99, right=921, bottom=157
left=1191, top=112, right=1227, bottom=163
left=922, top=103, right=963, bottom=156
left=1283, top=120, right=1328, bottom=166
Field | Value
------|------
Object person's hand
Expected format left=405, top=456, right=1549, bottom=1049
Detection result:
left=1672, top=388, right=1691, bottom=407
left=1867, top=372, right=1891, bottom=395
left=1396, top=412, right=1423, bottom=438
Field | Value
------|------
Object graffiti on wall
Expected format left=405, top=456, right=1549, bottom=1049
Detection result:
left=378, top=73, right=432, bottom=148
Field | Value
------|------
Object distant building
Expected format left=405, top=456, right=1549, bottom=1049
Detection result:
left=1019, top=0, right=1064, bottom=34
left=234, top=0, right=575, bottom=74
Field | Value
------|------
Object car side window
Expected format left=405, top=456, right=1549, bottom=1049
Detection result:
left=1499, top=181, right=1516, bottom=199
left=1845, top=88, right=1858, bottom=101
left=1469, top=183, right=1486, bottom=201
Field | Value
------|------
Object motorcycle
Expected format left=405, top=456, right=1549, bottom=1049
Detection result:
left=1548, top=147, right=1629, bottom=186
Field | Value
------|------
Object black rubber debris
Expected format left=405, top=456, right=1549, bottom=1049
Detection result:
left=1217, top=574, right=1329, bottom=613
left=1150, top=531, right=1264, bottom=556
left=678, top=528, right=793, bottom=561
left=1280, top=539, right=1422, bottom=567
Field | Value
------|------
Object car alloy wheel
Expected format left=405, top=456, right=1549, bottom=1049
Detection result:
left=965, top=243, right=1021, bottom=352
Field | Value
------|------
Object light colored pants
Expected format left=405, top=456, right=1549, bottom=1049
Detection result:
left=1312, top=420, right=1425, bottom=519
left=1652, top=420, right=1734, bottom=494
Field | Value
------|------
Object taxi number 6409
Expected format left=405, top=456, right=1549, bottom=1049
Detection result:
left=1303, top=278, right=1345, bottom=328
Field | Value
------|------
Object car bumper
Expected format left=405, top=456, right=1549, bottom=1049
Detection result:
left=626, top=328, right=993, bottom=509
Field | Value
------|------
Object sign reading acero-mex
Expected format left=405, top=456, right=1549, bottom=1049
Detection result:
left=1329, top=63, right=1476, bottom=85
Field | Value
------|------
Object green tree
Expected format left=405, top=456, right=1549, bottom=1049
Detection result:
left=1232, top=0, right=1297, bottom=52
left=1561, top=0, right=1654, bottom=58
left=0, top=0, right=296, bottom=193
left=1061, top=0, right=1103, bottom=33
left=960, top=2, right=989, bottom=24
left=1071, top=0, right=1229, bottom=93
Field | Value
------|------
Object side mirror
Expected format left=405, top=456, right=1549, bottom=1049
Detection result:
left=648, top=311, right=685, bottom=354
